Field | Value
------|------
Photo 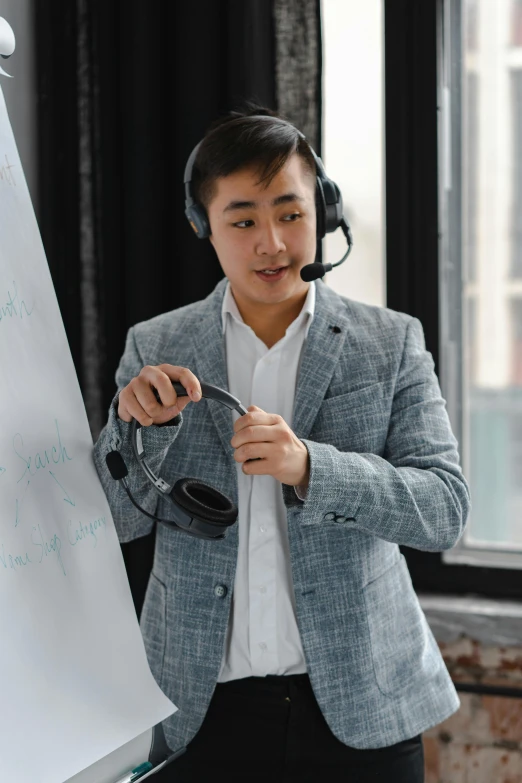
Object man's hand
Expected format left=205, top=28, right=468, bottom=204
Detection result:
left=118, top=364, right=202, bottom=426
left=230, top=406, right=310, bottom=489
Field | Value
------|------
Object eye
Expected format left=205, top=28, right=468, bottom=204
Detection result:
left=232, top=213, right=302, bottom=229
left=232, top=220, right=255, bottom=229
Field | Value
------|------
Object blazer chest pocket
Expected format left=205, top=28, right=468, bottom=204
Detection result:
left=363, top=555, right=431, bottom=697
left=140, top=571, right=167, bottom=689
left=311, top=381, right=389, bottom=453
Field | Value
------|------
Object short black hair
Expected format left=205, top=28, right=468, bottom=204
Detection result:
left=192, top=100, right=317, bottom=211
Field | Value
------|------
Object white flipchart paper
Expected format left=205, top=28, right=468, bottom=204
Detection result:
left=0, top=85, right=177, bottom=783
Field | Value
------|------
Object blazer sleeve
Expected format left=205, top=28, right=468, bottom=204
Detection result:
left=282, top=316, right=471, bottom=552
left=92, top=326, right=184, bottom=543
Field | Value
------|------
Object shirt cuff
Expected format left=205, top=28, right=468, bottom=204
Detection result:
left=294, top=484, right=308, bottom=501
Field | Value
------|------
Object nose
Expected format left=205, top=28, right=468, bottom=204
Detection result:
left=256, top=221, right=286, bottom=257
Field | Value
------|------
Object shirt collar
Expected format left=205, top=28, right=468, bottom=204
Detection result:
left=221, top=276, right=316, bottom=340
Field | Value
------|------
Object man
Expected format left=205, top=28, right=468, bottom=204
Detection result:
left=93, top=104, right=470, bottom=782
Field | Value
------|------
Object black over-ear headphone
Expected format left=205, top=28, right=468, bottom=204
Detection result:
left=183, top=115, right=353, bottom=281
left=106, top=382, right=249, bottom=541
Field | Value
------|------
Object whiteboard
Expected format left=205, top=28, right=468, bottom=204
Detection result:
left=0, top=51, right=177, bottom=783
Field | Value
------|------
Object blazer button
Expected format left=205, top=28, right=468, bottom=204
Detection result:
left=214, top=584, right=228, bottom=598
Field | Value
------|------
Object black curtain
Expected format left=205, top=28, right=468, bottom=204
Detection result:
left=36, top=0, right=276, bottom=437
left=384, top=0, right=440, bottom=369
left=35, top=0, right=322, bottom=616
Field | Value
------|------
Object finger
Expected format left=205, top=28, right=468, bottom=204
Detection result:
left=135, top=366, right=177, bottom=413
left=119, top=384, right=181, bottom=425
left=144, top=367, right=178, bottom=408
left=123, top=384, right=182, bottom=425
left=233, top=408, right=265, bottom=432
left=154, top=405, right=182, bottom=424
left=119, top=390, right=155, bottom=427
left=233, top=441, right=271, bottom=464
left=233, top=409, right=279, bottom=433
left=137, top=367, right=191, bottom=414
left=231, top=423, right=278, bottom=449
left=131, top=375, right=168, bottom=419
left=139, top=366, right=193, bottom=411
left=158, top=364, right=202, bottom=402
left=117, top=397, right=132, bottom=422
left=241, top=454, right=269, bottom=474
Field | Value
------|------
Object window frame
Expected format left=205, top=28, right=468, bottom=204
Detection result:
left=384, top=0, right=522, bottom=597
left=441, top=0, right=522, bottom=571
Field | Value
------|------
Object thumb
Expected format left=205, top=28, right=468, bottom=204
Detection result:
left=176, top=396, right=193, bottom=413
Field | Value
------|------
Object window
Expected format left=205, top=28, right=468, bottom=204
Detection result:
left=321, top=0, right=385, bottom=307
left=511, top=69, right=522, bottom=278
left=442, top=0, right=522, bottom=568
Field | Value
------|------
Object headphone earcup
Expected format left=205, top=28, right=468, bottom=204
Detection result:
left=321, top=179, right=344, bottom=234
left=185, top=204, right=211, bottom=240
left=171, top=477, right=237, bottom=527
left=315, top=178, right=327, bottom=240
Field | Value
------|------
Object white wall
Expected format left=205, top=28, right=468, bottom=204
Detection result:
left=322, top=0, right=385, bottom=307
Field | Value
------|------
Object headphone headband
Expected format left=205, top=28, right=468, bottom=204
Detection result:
left=131, top=381, right=247, bottom=494
left=105, top=382, right=248, bottom=541
left=183, top=114, right=344, bottom=241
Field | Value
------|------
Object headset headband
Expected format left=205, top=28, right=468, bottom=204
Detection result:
left=131, top=382, right=248, bottom=496
left=183, top=117, right=322, bottom=197
left=181, top=113, right=352, bottom=278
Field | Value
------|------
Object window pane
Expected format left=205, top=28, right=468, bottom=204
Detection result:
left=462, top=0, right=522, bottom=548
left=322, top=0, right=385, bottom=307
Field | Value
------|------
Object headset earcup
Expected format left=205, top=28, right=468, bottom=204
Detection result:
left=171, top=478, right=237, bottom=527
left=185, top=204, right=211, bottom=240
left=321, top=179, right=344, bottom=234
left=315, top=178, right=326, bottom=240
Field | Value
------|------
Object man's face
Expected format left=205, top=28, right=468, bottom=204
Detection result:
left=207, top=153, right=317, bottom=316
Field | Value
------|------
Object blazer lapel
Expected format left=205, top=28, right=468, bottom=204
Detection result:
left=291, top=279, right=350, bottom=440
left=192, top=278, right=237, bottom=467
left=191, top=277, right=351, bottom=461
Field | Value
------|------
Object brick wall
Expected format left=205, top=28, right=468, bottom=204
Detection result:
left=424, top=638, right=522, bottom=782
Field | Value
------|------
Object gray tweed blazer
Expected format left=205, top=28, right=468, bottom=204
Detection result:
left=93, top=276, right=470, bottom=752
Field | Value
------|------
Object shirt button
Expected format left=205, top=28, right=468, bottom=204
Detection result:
left=259, top=526, right=266, bottom=533
left=258, top=642, right=267, bottom=651
left=214, top=584, right=228, bottom=598
left=259, top=586, right=267, bottom=594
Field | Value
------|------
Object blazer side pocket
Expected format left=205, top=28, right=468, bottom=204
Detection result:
left=363, top=555, right=431, bottom=697
left=140, top=570, right=167, bottom=690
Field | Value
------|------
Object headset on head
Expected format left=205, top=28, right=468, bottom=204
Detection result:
left=183, top=115, right=347, bottom=244
left=106, top=116, right=353, bottom=541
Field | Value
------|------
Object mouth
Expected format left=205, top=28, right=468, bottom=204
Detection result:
left=255, top=266, right=288, bottom=282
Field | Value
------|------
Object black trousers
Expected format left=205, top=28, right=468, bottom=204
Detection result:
left=159, top=674, right=425, bottom=782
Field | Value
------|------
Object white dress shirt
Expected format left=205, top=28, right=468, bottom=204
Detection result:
left=217, top=279, right=316, bottom=683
